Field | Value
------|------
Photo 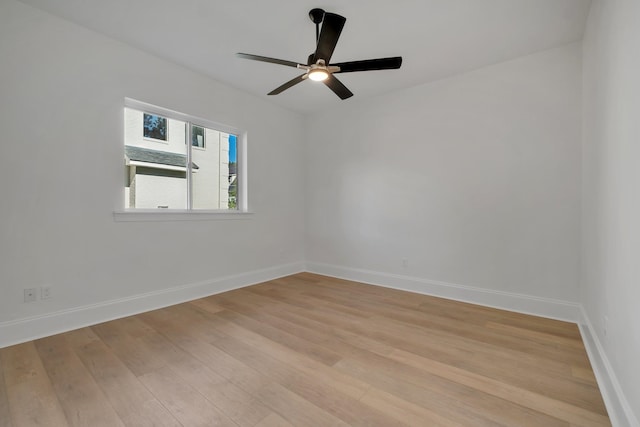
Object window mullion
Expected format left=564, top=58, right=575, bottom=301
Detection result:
left=186, top=122, right=193, bottom=209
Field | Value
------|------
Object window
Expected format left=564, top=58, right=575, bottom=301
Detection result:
left=143, top=113, right=167, bottom=141
left=124, top=99, right=243, bottom=211
left=192, top=125, right=205, bottom=148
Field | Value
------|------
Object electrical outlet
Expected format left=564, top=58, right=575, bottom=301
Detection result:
left=402, top=259, right=409, bottom=268
left=42, top=286, right=52, bottom=299
left=24, top=288, right=38, bottom=303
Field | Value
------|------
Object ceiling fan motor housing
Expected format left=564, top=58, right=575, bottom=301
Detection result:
left=309, top=8, right=325, bottom=24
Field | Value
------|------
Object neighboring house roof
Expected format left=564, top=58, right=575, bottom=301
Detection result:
left=125, top=145, right=199, bottom=170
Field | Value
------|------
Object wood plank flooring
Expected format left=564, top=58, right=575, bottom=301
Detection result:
left=0, top=273, right=610, bottom=426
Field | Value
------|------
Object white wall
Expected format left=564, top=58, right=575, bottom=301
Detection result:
left=1, top=1, right=637, bottom=422
left=133, top=174, right=187, bottom=210
left=582, top=0, right=640, bottom=425
left=306, top=43, right=582, bottom=307
left=0, top=0, right=306, bottom=339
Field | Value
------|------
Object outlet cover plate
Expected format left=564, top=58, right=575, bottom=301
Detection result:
left=24, top=288, right=38, bottom=303
left=42, top=286, right=52, bottom=299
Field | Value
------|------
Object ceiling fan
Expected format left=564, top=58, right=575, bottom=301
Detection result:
left=237, top=8, right=403, bottom=100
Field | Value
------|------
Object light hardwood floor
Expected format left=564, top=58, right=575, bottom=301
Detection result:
left=0, top=273, right=610, bottom=426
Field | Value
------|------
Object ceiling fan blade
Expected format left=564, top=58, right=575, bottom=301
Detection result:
left=333, top=57, right=403, bottom=73
left=323, top=74, right=353, bottom=100
left=236, top=53, right=301, bottom=68
left=268, top=74, right=307, bottom=95
left=314, top=12, right=346, bottom=63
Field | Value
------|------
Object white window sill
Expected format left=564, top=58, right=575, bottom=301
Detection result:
left=113, top=209, right=254, bottom=222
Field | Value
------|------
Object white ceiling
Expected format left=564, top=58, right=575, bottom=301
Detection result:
left=18, top=0, right=591, bottom=114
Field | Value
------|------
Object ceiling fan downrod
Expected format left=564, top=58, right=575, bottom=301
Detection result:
left=309, top=8, right=325, bottom=44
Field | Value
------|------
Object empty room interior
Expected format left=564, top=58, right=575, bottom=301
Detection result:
left=0, top=0, right=638, bottom=426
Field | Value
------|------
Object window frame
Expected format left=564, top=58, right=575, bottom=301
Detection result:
left=191, top=124, right=206, bottom=150
left=116, top=98, right=250, bottom=221
left=142, top=112, right=169, bottom=143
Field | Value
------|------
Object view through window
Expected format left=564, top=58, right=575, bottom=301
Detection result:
left=124, top=104, right=239, bottom=210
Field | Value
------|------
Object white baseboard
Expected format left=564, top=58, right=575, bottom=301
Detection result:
left=0, top=262, right=305, bottom=349
left=2, top=261, right=636, bottom=426
left=307, top=262, right=640, bottom=426
left=578, top=307, right=640, bottom=427
left=306, top=262, right=581, bottom=322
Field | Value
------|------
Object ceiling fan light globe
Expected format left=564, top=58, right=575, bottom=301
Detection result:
left=308, top=69, right=329, bottom=81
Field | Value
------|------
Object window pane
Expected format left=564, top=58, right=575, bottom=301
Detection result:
left=124, top=102, right=243, bottom=212
left=191, top=128, right=238, bottom=210
left=228, top=134, right=238, bottom=210
left=192, top=125, right=205, bottom=148
left=125, top=108, right=187, bottom=209
left=143, top=113, right=167, bottom=141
